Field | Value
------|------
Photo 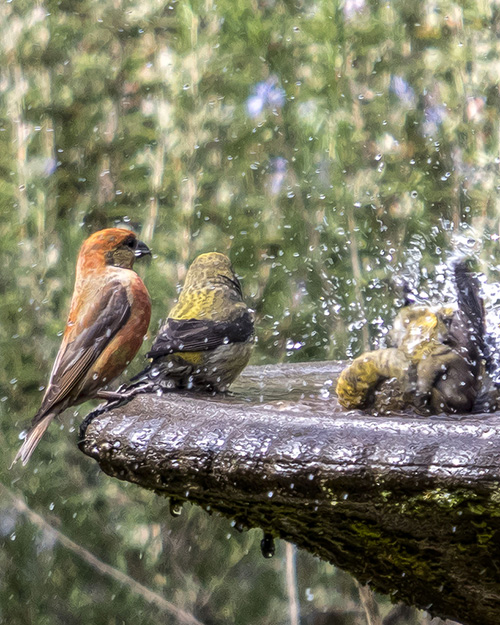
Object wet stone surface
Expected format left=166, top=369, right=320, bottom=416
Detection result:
left=80, top=361, right=500, bottom=625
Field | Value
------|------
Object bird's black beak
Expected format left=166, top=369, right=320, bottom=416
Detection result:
left=135, top=240, right=152, bottom=258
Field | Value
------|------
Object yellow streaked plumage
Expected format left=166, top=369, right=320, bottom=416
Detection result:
left=336, top=262, right=493, bottom=415
left=133, top=252, right=255, bottom=392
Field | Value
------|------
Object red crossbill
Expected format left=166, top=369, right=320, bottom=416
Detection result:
left=336, top=261, right=491, bottom=414
left=13, top=228, right=151, bottom=465
left=132, top=252, right=254, bottom=393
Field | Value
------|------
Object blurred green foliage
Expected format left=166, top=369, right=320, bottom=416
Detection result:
left=1, top=0, right=499, bottom=623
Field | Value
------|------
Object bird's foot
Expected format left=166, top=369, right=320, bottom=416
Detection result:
left=79, top=383, right=154, bottom=443
left=96, top=381, right=156, bottom=401
left=78, top=401, right=113, bottom=442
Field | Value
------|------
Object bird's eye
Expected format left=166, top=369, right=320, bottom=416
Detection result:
left=124, top=237, right=136, bottom=249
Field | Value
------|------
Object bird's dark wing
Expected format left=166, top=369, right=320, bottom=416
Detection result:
left=148, top=309, right=254, bottom=357
left=36, top=282, right=131, bottom=420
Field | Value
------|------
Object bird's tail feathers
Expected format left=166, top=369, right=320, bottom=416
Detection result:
left=452, top=261, right=488, bottom=359
left=454, top=262, right=485, bottom=339
left=11, top=414, right=56, bottom=467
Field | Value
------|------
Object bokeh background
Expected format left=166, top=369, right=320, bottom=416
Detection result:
left=1, top=0, right=500, bottom=623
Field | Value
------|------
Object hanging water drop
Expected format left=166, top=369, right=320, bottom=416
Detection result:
left=260, top=532, right=275, bottom=558
left=169, top=498, right=183, bottom=517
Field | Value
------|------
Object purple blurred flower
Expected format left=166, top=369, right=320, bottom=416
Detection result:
left=390, top=76, right=416, bottom=107
left=421, top=104, right=446, bottom=137
left=246, top=76, right=286, bottom=118
left=269, top=157, right=288, bottom=195
left=43, top=157, right=57, bottom=177
left=343, top=0, right=366, bottom=20
left=425, top=105, right=446, bottom=126
left=247, top=95, right=265, bottom=117
left=267, top=83, right=286, bottom=108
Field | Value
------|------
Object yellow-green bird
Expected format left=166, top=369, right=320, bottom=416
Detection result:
left=334, top=347, right=412, bottom=413
left=336, top=261, right=493, bottom=414
left=389, top=304, right=456, bottom=362
left=135, top=252, right=255, bottom=392
left=335, top=304, right=457, bottom=412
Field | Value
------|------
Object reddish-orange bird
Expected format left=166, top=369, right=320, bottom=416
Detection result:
left=13, top=228, right=152, bottom=465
